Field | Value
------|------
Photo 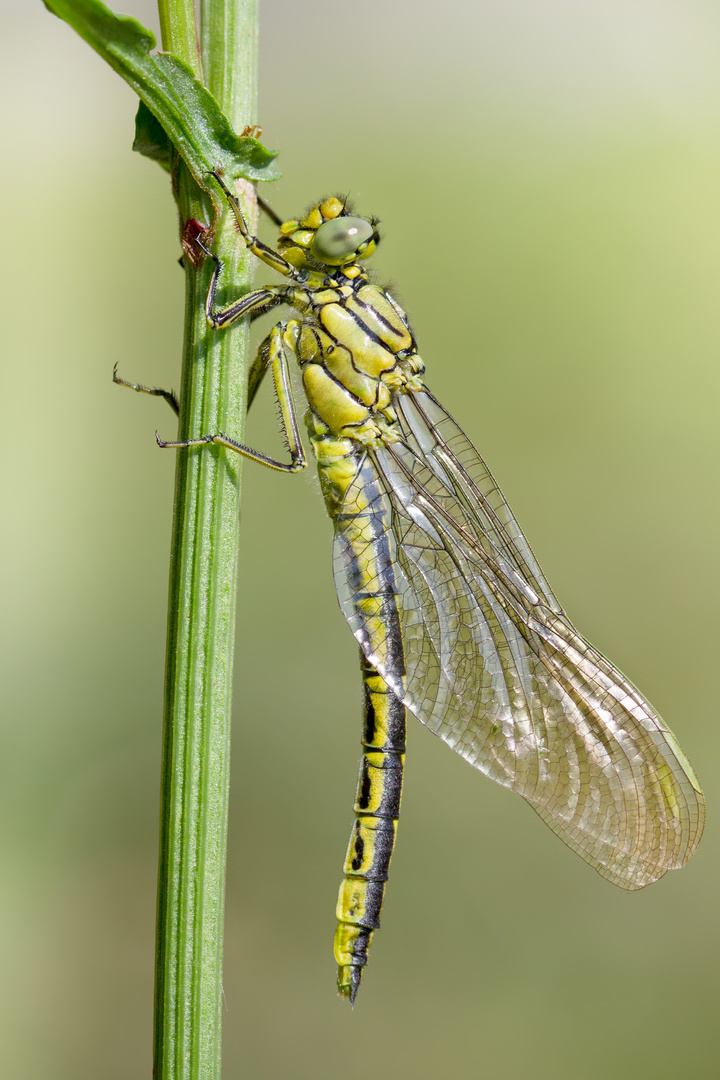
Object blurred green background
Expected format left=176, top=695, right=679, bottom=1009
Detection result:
left=1, top=1, right=718, bottom=1077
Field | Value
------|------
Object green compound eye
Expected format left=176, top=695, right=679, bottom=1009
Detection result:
left=311, top=216, right=375, bottom=263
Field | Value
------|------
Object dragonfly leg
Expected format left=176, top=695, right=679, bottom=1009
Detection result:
left=205, top=256, right=291, bottom=329
left=112, top=363, right=179, bottom=415
left=256, top=192, right=284, bottom=228
left=112, top=273, right=287, bottom=415
left=210, top=170, right=298, bottom=279
left=157, top=321, right=307, bottom=474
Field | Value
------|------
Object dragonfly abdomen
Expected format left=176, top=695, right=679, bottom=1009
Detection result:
left=320, top=448, right=408, bottom=1002
left=334, top=652, right=406, bottom=1004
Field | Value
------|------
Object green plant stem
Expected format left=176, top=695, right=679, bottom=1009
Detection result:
left=158, top=0, right=203, bottom=79
left=154, top=3, right=257, bottom=1078
left=200, top=0, right=258, bottom=124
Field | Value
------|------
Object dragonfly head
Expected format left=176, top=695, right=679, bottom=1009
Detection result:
left=278, top=197, right=379, bottom=271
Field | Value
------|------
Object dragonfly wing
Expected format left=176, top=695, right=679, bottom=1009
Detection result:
left=332, top=390, right=704, bottom=890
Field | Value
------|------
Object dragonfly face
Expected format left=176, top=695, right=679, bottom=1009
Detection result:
left=276, top=196, right=379, bottom=271
left=150, top=172, right=705, bottom=1005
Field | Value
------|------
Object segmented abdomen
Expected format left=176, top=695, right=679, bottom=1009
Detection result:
left=317, top=443, right=407, bottom=1003
left=334, top=651, right=406, bottom=1003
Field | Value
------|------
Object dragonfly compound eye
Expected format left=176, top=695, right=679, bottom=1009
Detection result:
left=311, top=216, right=375, bottom=264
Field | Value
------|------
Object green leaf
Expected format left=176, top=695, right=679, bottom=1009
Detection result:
left=44, top=0, right=280, bottom=192
left=133, top=101, right=173, bottom=172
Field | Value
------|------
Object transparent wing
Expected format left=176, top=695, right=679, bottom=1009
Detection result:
left=332, top=389, right=704, bottom=889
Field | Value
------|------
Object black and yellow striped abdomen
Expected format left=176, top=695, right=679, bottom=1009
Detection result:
left=314, top=438, right=408, bottom=1003
left=334, top=652, right=406, bottom=1003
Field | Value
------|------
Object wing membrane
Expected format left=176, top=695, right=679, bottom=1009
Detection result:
left=332, top=389, right=704, bottom=889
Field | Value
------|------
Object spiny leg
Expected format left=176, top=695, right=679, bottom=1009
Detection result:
left=210, top=170, right=299, bottom=278
left=115, top=190, right=293, bottom=426
left=110, top=272, right=286, bottom=415
left=198, top=174, right=304, bottom=329
left=247, top=333, right=273, bottom=410
left=257, top=193, right=284, bottom=227
left=205, top=258, right=292, bottom=330
left=192, top=228, right=292, bottom=331
left=157, top=321, right=307, bottom=474
left=113, top=363, right=180, bottom=416
left=112, top=349, right=267, bottom=423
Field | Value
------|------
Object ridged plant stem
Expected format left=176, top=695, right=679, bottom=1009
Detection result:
left=154, top=2, right=258, bottom=1077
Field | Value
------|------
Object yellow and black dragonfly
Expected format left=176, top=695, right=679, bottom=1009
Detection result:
left=121, top=174, right=705, bottom=1004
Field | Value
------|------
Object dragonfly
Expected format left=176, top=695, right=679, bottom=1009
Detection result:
left=120, top=172, right=705, bottom=1004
